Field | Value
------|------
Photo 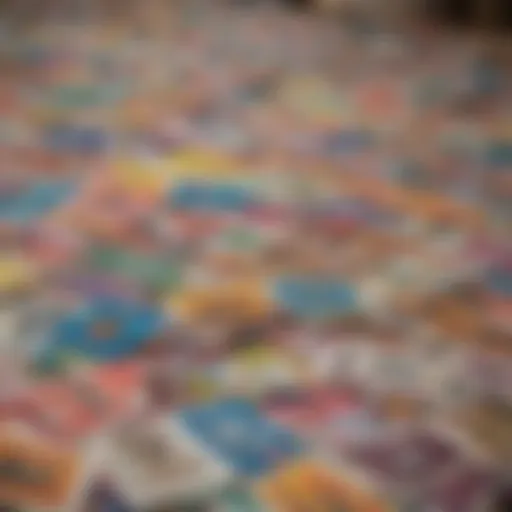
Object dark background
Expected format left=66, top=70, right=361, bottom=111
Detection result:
left=278, top=0, right=512, bottom=30
left=427, top=0, right=512, bottom=29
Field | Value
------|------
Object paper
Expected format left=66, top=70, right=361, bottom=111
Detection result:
left=180, top=399, right=302, bottom=476
left=93, top=416, right=231, bottom=509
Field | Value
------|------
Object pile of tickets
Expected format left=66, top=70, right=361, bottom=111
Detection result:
left=0, top=0, right=510, bottom=510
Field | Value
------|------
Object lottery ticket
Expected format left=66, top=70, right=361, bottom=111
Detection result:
left=179, top=398, right=302, bottom=477
left=88, top=415, right=232, bottom=510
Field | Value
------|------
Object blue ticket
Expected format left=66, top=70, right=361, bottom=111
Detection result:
left=179, top=398, right=302, bottom=476
left=486, top=142, right=512, bottom=170
left=44, top=125, right=109, bottom=154
left=169, top=182, right=258, bottom=212
left=273, top=278, right=357, bottom=318
left=486, top=268, right=512, bottom=297
left=37, top=296, right=166, bottom=369
left=0, top=182, right=74, bottom=223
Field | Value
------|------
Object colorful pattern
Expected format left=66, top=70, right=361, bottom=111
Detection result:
left=0, top=0, right=509, bottom=510
left=261, top=386, right=365, bottom=435
left=0, top=362, right=144, bottom=440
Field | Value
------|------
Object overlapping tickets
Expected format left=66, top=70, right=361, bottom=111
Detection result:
left=179, top=398, right=303, bottom=477
left=0, top=362, right=145, bottom=440
left=0, top=1, right=511, bottom=511
left=85, top=415, right=232, bottom=510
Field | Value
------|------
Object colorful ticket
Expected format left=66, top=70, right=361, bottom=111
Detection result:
left=179, top=398, right=303, bottom=477
left=258, top=460, right=390, bottom=512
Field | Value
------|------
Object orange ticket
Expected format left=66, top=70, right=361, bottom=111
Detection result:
left=0, top=427, right=81, bottom=508
left=258, top=461, right=390, bottom=512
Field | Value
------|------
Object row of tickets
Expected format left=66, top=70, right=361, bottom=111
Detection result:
left=0, top=394, right=502, bottom=511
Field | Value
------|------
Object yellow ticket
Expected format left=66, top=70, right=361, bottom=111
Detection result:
left=111, top=158, right=168, bottom=198
left=164, top=149, right=240, bottom=179
left=0, top=257, right=38, bottom=293
left=112, top=149, right=240, bottom=193
left=168, top=280, right=271, bottom=323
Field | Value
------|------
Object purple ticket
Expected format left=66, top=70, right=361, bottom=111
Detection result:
left=345, top=430, right=462, bottom=491
left=420, top=464, right=497, bottom=512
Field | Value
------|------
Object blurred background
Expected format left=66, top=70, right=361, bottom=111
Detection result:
left=0, top=1, right=510, bottom=511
